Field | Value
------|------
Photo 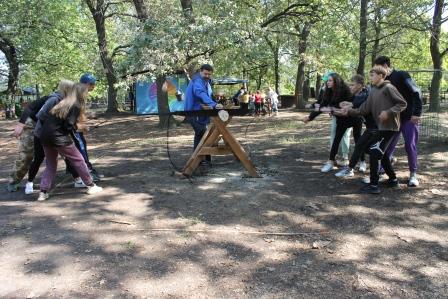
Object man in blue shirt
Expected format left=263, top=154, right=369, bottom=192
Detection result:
left=185, top=64, right=223, bottom=166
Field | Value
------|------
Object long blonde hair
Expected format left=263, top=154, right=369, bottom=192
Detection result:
left=58, top=79, right=75, bottom=98
left=51, top=83, right=88, bottom=120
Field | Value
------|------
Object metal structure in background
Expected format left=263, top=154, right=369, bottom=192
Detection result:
left=407, top=70, right=448, bottom=144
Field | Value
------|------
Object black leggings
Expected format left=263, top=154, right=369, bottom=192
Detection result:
left=330, top=118, right=363, bottom=161
left=367, top=130, right=397, bottom=186
left=66, top=132, right=93, bottom=177
left=28, top=136, right=45, bottom=182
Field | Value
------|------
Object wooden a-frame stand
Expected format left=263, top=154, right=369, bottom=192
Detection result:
left=182, top=116, right=260, bottom=178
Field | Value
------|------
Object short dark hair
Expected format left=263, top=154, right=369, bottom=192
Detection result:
left=373, top=56, right=391, bottom=67
left=200, top=64, right=214, bottom=72
left=351, top=74, right=365, bottom=86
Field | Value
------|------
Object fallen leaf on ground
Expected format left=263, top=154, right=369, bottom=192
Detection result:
left=312, top=240, right=331, bottom=249
left=263, top=238, right=275, bottom=243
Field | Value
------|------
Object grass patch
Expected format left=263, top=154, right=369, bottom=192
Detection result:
left=267, top=120, right=300, bottom=132
left=121, top=241, right=136, bottom=251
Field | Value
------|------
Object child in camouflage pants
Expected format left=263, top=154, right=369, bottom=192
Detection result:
left=7, top=118, right=35, bottom=191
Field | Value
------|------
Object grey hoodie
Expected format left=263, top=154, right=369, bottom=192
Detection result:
left=348, top=81, right=407, bottom=131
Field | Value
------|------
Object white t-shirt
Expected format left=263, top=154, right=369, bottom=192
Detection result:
left=268, top=90, right=278, bottom=104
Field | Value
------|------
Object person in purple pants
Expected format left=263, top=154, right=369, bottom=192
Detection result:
left=374, top=56, right=423, bottom=187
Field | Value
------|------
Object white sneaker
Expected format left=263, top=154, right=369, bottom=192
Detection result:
left=337, top=158, right=349, bottom=167
left=335, top=167, right=354, bottom=178
left=321, top=161, right=335, bottom=173
left=362, top=175, right=385, bottom=184
left=409, top=173, right=419, bottom=187
left=358, top=161, right=367, bottom=173
left=86, top=184, right=103, bottom=195
left=25, top=182, right=34, bottom=195
left=74, top=179, right=87, bottom=188
left=37, top=192, right=49, bottom=201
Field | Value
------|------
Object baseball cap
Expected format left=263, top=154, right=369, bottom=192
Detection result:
left=80, top=73, right=97, bottom=85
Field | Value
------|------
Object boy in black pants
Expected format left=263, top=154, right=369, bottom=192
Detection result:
left=335, top=75, right=375, bottom=178
left=339, top=66, right=407, bottom=194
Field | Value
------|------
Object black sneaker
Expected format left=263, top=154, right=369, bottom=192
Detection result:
left=6, top=182, right=19, bottom=192
left=89, top=169, right=102, bottom=182
left=199, top=161, right=212, bottom=167
left=381, top=178, right=399, bottom=188
left=360, top=184, right=381, bottom=194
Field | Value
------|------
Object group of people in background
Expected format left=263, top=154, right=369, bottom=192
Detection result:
left=302, top=56, right=422, bottom=194
left=233, top=87, right=279, bottom=117
left=7, top=74, right=103, bottom=201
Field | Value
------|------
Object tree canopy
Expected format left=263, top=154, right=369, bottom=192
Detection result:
left=1, top=0, right=446, bottom=112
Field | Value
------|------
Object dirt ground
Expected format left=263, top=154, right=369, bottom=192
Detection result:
left=0, top=109, right=447, bottom=298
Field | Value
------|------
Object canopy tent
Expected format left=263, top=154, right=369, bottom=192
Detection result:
left=212, top=78, right=248, bottom=86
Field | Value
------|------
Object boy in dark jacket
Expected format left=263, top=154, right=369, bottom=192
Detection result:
left=335, top=75, right=374, bottom=178
left=374, top=56, right=422, bottom=187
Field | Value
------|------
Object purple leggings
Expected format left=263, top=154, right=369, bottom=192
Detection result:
left=385, top=120, right=419, bottom=172
left=40, top=144, right=93, bottom=191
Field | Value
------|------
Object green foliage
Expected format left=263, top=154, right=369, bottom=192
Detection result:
left=0, top=0, right=446, bottom=100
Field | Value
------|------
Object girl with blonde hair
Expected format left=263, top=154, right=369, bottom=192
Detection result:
left=37, top=83, right=102, bottom=201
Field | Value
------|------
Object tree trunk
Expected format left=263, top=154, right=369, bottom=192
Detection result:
left=156, top=75, right=173, bottom=128
left=315, top=74, right=322, bottom=99
left=302, top=78, right=310, bottom=103
left=265, top=36, right=281, bottom=94
left=132, top=0, right=149, bottom=20
left=180, top=0, right=194, bottom=22
left=294, top=23, right=311, bottom=109
left=0, top=35, right=19, bottom=95
left=356, top=0, right=368, bottom=75
left=273, top=45, right=280, bottom=94
left=36, top=84, right=40, bottom=100
left=132, top=0, right=174, bottom=124
left=85, top=0, right=118, bottom=113
left=429, top=0, right=445, bottom=112
left=257, top=67, right=264, bottom=90
left=371, top=6, right=382, bottom=66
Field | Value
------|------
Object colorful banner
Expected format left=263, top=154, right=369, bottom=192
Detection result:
left=136, top=75, right=188, bottom=115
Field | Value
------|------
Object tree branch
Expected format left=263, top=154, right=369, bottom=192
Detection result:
left=105, top=12, right=139, bottom=18
left=366, top=27, right=404, bottom=44
left=112, top=44, right=131, bottom=57
left=122, top=68, right=151, bottom=78
left=441, top=47, right=448, bottom=58
left=104, top=0, right=131, bottom=12
left=261, top=2, right=312, bottom=27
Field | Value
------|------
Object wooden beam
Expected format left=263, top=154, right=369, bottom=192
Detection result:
left=199, top=146, right=233, bottom=156
left=212, top=117, right=260, bottom=178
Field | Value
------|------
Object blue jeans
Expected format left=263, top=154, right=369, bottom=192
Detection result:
left=189, top=117, right=211, bottom=162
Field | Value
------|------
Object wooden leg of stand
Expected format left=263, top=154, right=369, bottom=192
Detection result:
left=183, top=124, right=220, bottom=176
left=212, top=118, right=260, bottom=178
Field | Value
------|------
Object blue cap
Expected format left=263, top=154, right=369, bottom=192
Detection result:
left=80, top=73, right=96, bottom=85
